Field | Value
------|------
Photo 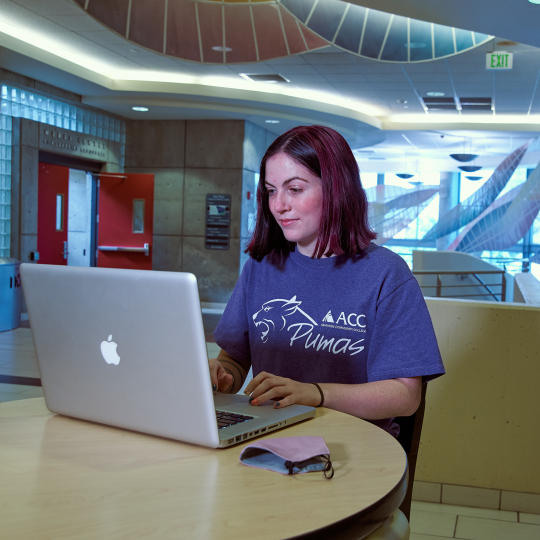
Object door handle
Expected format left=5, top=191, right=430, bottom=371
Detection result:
left=98, top=243, right=150, bottom=256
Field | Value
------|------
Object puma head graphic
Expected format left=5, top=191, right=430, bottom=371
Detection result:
left=252, top=296, right=318, bottom=343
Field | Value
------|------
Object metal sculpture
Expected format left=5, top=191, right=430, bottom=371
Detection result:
left=279, top=0, right=491, bottom=62
left=366, top=185, right=439, bottom=242
left=451, top=162, right=540, bottom=253
left=447, top=186, right=521, bottom=252
left=422, top=141, right=531, bottom=242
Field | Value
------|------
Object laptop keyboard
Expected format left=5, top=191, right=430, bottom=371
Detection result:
left=216, top=410, right=254, bottom=430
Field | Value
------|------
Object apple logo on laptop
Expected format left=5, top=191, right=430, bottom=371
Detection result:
left=100, top=335, right=120, bottom=365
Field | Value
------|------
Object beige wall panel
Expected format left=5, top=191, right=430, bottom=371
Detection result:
left=417, top=298, right=540, bottom=494
left=152, top=235, right=182, bottom=272
left=182, top=236, right=240, bottom=303
left=185, top=120, right=244, bottom=169
left=183, top=168, right=242, bottom=237
left=153, top=200, right=184, bottom=236
left=125, top=120, right=185, bottom=169
left=20, top=146, right=38, bottom=236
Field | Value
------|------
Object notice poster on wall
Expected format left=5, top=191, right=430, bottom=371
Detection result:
left=205, top=194, right=231, bottom=250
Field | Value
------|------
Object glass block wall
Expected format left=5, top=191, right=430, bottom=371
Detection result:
left=0, top=84, right=126, bottom=257
left=0, top=111, right=11, bottom=257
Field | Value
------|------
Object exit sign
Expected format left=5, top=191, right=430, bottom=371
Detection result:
left=486, top=52, right=513, bottom=70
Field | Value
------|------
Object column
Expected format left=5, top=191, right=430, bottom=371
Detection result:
left=436, top=172, right=460, bottom=251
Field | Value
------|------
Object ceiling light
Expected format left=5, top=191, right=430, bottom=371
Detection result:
left=408, top=181, right=423, bottom=186
left=427, top=92, right=445, bottom=97
left=397, top=99, right=408, bottom=104
left=265, top=120, right=280, bottom=124
left=396, top=173, right=415, bottom=179
left=450, top=153, right=478, bottom=163
left=496, top=40, right=519, bottom=46
left=212, top=46, right=232, bottom=52
left=132, top=106, right=149, bottom=112
left=465, top=176, right=483, bottom=181
left=528, top=0, right=540, bottom=4
left=407, top=43, right=426, bottom=48
left=458, top=166, right=482, bottom=173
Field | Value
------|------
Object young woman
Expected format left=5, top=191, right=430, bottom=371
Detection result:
left=209, top=125, right=444, bottom=437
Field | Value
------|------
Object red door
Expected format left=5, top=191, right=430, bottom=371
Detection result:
left=97, top=174, right=154, bottom=270
left=37, top=163, right=69, bottom=265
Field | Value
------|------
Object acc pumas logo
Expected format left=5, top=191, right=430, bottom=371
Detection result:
left=323, top=310, right=366, bottom=327
left=252, top=296, right=364, bottom=356
left=252, top=296, right=317, bottom=343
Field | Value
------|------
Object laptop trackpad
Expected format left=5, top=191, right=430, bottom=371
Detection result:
left=213, top=392, right=271, bottom=416
left=213, top=393, right=312, bottom=419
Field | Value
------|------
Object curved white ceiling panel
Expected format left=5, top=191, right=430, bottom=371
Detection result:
left=279, top=0, right=493, bottom=62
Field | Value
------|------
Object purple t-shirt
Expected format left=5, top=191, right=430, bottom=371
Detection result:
left=214, top=244, right=445, bottom=437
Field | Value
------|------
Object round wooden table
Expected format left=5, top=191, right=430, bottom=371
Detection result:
left=0, top=398, right=407, bottom=540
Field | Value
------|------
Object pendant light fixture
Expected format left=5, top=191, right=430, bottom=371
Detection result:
left=451, top=153, right=478, bottom=162
left=451, top=137, right=478, bottom=163
left=458, top=165, right=482, bottom=173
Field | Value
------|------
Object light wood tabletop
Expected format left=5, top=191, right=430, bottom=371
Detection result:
left=1, top=398, right=407, bottom=540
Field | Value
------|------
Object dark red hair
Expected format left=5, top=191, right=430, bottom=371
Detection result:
left=245, top=125, right=376, bottom=261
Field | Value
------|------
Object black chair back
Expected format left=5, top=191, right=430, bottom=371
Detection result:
left=393, top=383, right=428, bottom=521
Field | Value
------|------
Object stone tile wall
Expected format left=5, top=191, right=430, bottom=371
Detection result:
left=125, top=119, right=253, bottom=303
left=11, top=118, right=39, bottom=263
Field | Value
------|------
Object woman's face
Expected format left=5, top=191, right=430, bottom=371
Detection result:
left=265, top=152, right=323, bottom=257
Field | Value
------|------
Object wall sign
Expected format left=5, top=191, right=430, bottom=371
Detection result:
left=38, top=124, right=121, bottom=164
left=486, top=52, right=513, bottom=70
left=205, top=194, right=231, bottom=250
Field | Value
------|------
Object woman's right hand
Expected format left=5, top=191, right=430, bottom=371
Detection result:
left=208, top=357, right=234, bottom=393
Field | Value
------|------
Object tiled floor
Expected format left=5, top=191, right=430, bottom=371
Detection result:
left=409, top=501, right=540, bottom=539
left=1, top=328, right=539, bottom=540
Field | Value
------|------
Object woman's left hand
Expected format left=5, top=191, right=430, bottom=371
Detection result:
left=244, top=372, right=321, bottom=409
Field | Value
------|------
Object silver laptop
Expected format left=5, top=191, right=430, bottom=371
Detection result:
left=20, top=264, right=315, bottom=448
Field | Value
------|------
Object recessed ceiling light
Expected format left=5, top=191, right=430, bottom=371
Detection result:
left=496, top=40, right=519, bottom=46
left=265, top=120, right=280, bottom=124
left=212, top=46, right=232, bottom=52
left=397, top=99, right=408, bottom=104
left=427, top=92, right=445, bottom=97
left=132, top=106, right=149, bottom=112
left=528, top=0, right=540, bottom=4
